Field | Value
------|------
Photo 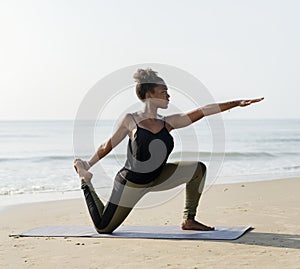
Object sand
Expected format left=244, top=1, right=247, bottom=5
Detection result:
left=1, top=177, right=300, bottom=269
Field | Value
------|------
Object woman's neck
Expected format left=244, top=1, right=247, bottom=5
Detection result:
left=142, top=103, right=158, bottom=119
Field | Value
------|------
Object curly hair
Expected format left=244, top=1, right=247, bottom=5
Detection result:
left=133, top=68, right=166, bottom=102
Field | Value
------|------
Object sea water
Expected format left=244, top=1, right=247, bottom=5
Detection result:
left=0, top=119, right=299, bottom=207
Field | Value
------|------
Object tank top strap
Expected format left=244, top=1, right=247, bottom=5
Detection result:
left=130, top=113, right=138, bottom=127
left=163, top=116, right=166, bottom=127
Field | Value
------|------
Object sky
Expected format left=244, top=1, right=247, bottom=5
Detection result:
left=0, top=0, right=299, bottom=120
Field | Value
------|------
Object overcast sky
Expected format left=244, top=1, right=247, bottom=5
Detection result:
left=0, top=0, right=299, bottom=120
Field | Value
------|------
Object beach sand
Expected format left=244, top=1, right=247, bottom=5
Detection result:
left=1, top=177, right=300, bottom=269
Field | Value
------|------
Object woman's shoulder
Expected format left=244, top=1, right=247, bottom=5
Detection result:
left=117, top=113, right=136, bottom=129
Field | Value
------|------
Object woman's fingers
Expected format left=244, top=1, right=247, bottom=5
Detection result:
left=251, top=97, right=264, bottom=103
left=240, top=97, right=264, bottom=106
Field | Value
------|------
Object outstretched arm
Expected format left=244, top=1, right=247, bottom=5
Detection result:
left=166, top=97, right=264, bottom=130
left=85, top=113, right=133, bottom=168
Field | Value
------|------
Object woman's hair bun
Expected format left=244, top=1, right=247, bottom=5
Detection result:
left=133, top=68, right=166, bottom=101
left=133, top=68, right=161, bottom=84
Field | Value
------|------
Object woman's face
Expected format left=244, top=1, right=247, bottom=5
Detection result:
left=146, top=85, right=170, bottom=109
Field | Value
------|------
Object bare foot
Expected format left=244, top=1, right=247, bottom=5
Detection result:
left=181, top=219, right=215, bottom=231
left=74, top=159, right=93, bottom=183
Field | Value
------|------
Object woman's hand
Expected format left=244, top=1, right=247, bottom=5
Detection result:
left=238, top=97, right=264, bottom=107
left=82, top=160, right=91, bottom=170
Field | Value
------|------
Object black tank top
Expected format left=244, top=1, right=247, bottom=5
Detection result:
left=119, top=113, right=174, bottom=184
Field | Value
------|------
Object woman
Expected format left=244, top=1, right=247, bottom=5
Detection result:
left=74, top=68, right=263, bottom=234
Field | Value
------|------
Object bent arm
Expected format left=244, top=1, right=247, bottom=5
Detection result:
left=88, top=114, right=132, bottom=167
left=166, top=97, right=264, bottom=130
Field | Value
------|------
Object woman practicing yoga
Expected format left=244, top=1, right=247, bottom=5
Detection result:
left=74, top=68, right=263, bottom=234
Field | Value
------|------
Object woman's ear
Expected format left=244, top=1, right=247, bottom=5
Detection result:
left=145, top=91, right=152, bottom=99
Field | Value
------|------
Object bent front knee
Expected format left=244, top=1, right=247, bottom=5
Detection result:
left=194, top=162, right=206, bottom=178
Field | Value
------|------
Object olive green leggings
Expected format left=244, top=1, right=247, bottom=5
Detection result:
left=81, top=161, right=206, bottom=233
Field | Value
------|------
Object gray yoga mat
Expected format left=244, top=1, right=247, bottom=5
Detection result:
left=10, top=225, right=252, bottom=240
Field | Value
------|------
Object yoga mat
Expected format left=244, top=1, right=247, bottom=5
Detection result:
left=10, top=225, right=252, bottom=240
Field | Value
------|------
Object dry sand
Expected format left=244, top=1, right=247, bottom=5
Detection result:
left=1, top=177, right=300, bottom=269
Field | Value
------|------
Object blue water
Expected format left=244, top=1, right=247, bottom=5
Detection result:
left=0, top=119, right=299, bottom=206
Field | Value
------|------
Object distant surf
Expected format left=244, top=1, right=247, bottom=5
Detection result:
left=0, top=119, right=299, bottom=203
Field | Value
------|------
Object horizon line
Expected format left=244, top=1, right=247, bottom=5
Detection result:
left=0, top=117, right=300, bottom=122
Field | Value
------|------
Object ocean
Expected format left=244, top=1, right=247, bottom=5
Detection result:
left=0, top=119, right=299, bottom=207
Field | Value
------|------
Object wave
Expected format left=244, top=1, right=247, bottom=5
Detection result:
left=257, top=138, right=300, bottom=143
left=90, top=151, right=277, bottom=159
left=0, top=186, right=80, bottom=196
left=170, top=151, right=276, bottom=158
left=282, top=165, right=300, bottom=171
left=110, top=151, right=300, bottom=159
left=0, top=151, right=298, bottom=163
left=0, top=155, right=78, bottom=163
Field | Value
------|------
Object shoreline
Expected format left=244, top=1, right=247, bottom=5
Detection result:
left=1, top=174, right=299, bottom=211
